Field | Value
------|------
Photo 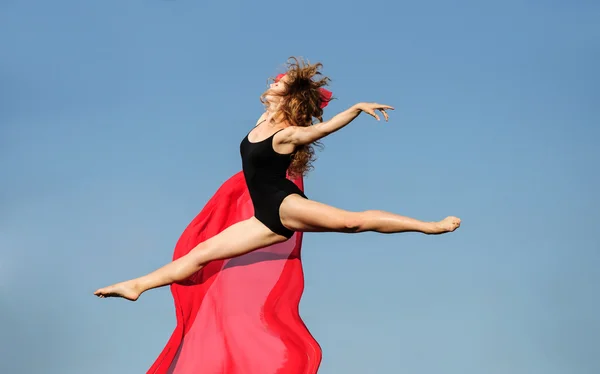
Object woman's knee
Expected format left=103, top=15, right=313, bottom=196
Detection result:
left=341, top=211, right=371, bottom=233
left=188, top=239, right=222, bottom=266
left=344, top=210, right=381, bottom=233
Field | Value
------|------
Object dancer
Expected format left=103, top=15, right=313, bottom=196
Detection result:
left=94, top=57, right=460, bottom=301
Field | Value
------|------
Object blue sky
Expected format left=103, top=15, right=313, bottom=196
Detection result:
left=1, top=0, right=599, bottom=373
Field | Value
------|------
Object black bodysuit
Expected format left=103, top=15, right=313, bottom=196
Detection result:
left=240, top=128, right=307, bottom=238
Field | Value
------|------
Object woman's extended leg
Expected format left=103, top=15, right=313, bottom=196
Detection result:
left=279, top=195, right=461, bottom=234
left=93, top=217, right=288, bottom=301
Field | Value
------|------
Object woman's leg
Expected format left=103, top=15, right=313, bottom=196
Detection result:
left=94, top=217, right=288, bottom=301
left=279, top=195, right=461, bottom=234
left=94, top=197, right=460, bottom=301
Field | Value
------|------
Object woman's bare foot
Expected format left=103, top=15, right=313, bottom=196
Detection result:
left=432, top=216, right=461, bottom=234
left=94, top=280, right=142, bottom=301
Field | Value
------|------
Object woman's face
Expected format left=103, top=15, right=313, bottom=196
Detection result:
left=264, top=75, right=289, bottom=104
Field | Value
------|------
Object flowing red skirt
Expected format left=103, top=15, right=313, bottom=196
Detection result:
left=146, top=171, right=322, bottom=374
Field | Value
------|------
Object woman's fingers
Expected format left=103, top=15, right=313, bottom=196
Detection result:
left=365, top=109, right=380, bottom=120
left=380, top=109, right=389, bottom=121
left=361, top=103, right=394, bottom=121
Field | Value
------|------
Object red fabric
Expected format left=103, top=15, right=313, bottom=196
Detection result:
left=275, top=73, right=332, bottom=109
left=147, top=171, right=322, bottom=374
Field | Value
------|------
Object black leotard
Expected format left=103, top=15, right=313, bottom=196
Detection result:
left=240, top=127, right=307, bottom=238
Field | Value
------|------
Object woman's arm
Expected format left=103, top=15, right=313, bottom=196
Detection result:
left=282, top=102, right=394, bottom=146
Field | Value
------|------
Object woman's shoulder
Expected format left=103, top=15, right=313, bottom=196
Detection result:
left=253, top=112, right=268, bottom=127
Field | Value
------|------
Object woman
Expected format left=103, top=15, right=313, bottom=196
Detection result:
left=94, top=57, right=460, bottom=301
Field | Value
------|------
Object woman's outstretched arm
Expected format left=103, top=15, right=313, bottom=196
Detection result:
left=282, top=102, right=394, bottom=146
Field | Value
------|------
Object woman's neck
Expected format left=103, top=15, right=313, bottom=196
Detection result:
left=265, top=105, right=285, bottom=126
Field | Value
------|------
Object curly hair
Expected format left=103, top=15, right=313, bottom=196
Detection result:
left=260, top=57, right=332, bottom=177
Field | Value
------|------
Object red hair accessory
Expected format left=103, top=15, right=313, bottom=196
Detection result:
left=275, top=73, right=332, bottom=109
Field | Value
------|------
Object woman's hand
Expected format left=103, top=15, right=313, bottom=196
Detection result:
left=355, top=102, right=395, bottom=122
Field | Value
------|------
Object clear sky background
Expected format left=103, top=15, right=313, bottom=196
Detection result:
left=1, top=1, right=599, bottom=373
